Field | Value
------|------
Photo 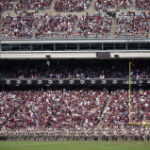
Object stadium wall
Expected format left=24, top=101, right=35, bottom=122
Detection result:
left=0, top=133, right=150, bottom=141
left=1, top=51, right=150, bottom=59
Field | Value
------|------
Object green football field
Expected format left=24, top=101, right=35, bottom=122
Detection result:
left=0, top=141, right=150, bottom=150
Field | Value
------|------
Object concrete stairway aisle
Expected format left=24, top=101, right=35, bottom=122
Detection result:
left=1, top=0, right=19, bottom=17
left=110, top=18, right=116, bottom=38
left=32, top=20, right=41, bottom=39
left=127, top=0, right=136, bottom=12
left=48, top=0, right=56, bottom=15
left=87, top=0, right=97, bottom=13
left=149, top=21, right=150, bottom=38
left=96, top=95, right=112, bottom=130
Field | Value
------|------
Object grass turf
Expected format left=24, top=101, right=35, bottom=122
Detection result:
left=0, top=141, right=150, bottom=150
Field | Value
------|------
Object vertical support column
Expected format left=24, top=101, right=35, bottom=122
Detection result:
left=19, top=44, right=21, bottom=51
left=126, top=43, right=128, bottom=50
left=138, top=43, right=140, bottom=50
left=30, top=44, right=32, bottom=51
left=89, top=43, right=91, bottom=50
left=65, top=43, right=67, bottom=51
left=41, top=44, right=43, bottom=51
left=77, top=43, right=80, bottom=50
left=54, top=43, right=56, bottom=51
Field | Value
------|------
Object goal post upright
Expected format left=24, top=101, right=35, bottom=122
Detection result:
left=129, top=61, right=131, bottom=124
left=128, top=61, right=150, bottom=128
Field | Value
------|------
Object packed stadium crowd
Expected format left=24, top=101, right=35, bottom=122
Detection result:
left=102, top=90, right=129, bottom=131
left=0, top=60, right=149, bottom=79
left=78, top=12, right=112, bottom=38
left=1, top=0, right=150, bottom=38
left=1, top=12, right=39, bottom=38
left=1, top=90, right=107, bottom=131
left=130, top=90, right=150, bottom=123
left=0, top=91, right=23, bottom=126
left=102, top=89, right=150, bottom=133
left=115, top=11, right=150, bottom=38
left=1, top=0, right=150, bottom=140
left=35, top=14, right=77, bottom=38
left=0, top=89, right=150, bottom=134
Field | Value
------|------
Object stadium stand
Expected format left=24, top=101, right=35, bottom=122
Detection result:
left=0, top=59, right=150, bottom=140
left=0, top=88, right=150, bottom=135
left=0, top=91, right=24, bottom=126
left=102, top=90, right=130, bottom=131
left=1, top=12, right=39, bottom=38
left=35, top=14, right=77, bottom=38
left=77, top=12, right=112, bottom=38
left=102, top=89, right=150, bottom=132
left=115, top=11, right=150, bottom=38
left=1, top=0, right=150, bottom=142
left=0, top=60, right=150, bottom=79
left=130, top=90, right=150, bottom=123
left=3, top=89, right=107, bottom=130
left=1, top=0, right=150, bottom=39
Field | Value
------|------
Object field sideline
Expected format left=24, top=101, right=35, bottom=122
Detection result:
left=0, top=141, right=150, bottom=150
